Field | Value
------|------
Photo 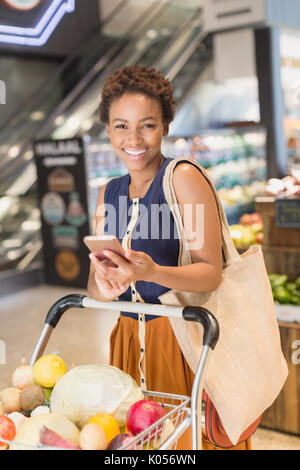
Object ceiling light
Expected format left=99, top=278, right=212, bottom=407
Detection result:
left=55, top=115, right=65, bottom=126
left=30, top=110, right=45, bottom=121
left=8, top=146, right=20, bottom=158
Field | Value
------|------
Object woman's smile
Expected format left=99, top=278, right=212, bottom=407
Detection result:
left=123, top=147, right=148, bottom=160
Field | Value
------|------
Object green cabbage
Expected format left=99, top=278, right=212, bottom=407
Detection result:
left=50, top=364, right=144, bottom=428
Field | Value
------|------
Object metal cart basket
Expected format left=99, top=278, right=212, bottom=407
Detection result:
left=8, top=294, right=219, bottom=451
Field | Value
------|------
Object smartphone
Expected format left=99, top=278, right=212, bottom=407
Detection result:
left=83, top=235, right=126, bottom=261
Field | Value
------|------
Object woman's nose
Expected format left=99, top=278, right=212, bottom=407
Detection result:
left=127, top=129, right=143, bottom=146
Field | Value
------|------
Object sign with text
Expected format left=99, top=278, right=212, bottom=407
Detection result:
left=275, top=197, right=300, bottom=229
left=34, top=137, right=91, bottom=288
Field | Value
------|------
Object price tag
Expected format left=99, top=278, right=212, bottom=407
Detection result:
left=275, top=197, right=300, bottom=228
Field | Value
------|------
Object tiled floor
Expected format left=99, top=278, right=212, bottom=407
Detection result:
left=1, top=284, right=300, bottom=450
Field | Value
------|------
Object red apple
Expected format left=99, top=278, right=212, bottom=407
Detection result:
left=126, top=399, right=165, bottom=437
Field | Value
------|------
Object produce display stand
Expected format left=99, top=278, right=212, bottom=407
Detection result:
left=6, top=295, right=219, bottom=451
left=255, top=196, right=300, bottom=435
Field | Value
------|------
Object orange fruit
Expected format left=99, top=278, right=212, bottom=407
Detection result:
left=88, top=413, right=120, bottom=443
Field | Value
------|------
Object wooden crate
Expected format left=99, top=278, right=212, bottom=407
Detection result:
left=255, top=197, right=300, bottom=248
left=261, top=245, right=300, bottom=281
left=261, top=321, right=300, bottom=434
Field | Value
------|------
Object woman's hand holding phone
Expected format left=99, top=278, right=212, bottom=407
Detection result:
left=90, top=254, right=131, bottom=300
left=88, top=247, right=157, bottom=302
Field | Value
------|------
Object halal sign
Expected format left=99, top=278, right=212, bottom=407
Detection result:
left=1, top=0, right=41, bottom=10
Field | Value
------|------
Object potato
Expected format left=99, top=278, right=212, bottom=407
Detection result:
left=0, top=388, right=21, bottom=413
left=20, top=385, right=45, bottom=411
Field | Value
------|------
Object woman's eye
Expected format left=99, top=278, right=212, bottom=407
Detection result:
left=143, top=124, right=155, bottom=128
left=115, top=124, right=127, bottom=129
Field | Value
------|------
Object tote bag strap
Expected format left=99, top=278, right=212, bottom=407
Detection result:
left=163, top=157, right=241, bottom=264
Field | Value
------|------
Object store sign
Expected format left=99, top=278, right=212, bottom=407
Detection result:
left=203, top=0, right=266, bottom=32
left=0, top=0, right=75, bottom=46
left=34, top=138, right=91, bottom=288
left=275, top=197, right=300, bottom=229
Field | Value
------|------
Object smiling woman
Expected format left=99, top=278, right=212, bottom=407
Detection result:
left=87, top=65, right=249, bottom=450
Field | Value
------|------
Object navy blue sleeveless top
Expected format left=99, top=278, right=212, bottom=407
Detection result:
left=103, top=157, right=180, bottom=321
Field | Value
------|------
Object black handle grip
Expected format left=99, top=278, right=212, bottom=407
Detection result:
left=182, top=306, right=219, bottom=350
left=45, top=294, right=86, bottom=328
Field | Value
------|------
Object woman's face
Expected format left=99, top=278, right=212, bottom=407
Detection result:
left=106, top=93, right=169, bottom=171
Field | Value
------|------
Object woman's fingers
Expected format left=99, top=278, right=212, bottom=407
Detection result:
left=94, top=272, right=112, bottom=290
left=102, top=250, right=129, bottom=269
left=94, top=271, right=129, bottom=294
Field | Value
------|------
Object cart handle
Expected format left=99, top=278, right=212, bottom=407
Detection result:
left=45, top=295, right=219, bottom=349
left=45, top=294, right=85, bottom=328
left=182, top=306, right=219, bottom=350
left=30, top=294, right=219, bottom=366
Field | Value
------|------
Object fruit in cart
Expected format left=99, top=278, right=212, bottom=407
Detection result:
left=33, top=354, right=66, bottom=388
left=88, top=413, right=120, bottom=443
left=39, top=425, right=81, bottom=450
left=0, top=387, right=22, bottom=414
left=20, top=385, right=45, bottom=411
left=154, top=418, right=176, bottom=449
left=79, top=423, right=108, bottom=450
left=107, top=432, right=134, bottom=450
left=30, top=406, right=50, bottom=417
left=0, top=416, right=16, bottom=447
left=43, top=387, right=53, bottom=403
left=12, top=358, right=35, bottom=390
left=9, top=413, right=80, bottom=450
left=50, top=364, right=144, bottom=428
left=126, top=399, right=166, bottom=437
left=6, top=412, right=27, bottom=432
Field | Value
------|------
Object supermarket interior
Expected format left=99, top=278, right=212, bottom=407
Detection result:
left=1, top=0, right=300, bottom=451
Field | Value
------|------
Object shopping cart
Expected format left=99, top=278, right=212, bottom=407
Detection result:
left=8, top=294, right=219, bottom=451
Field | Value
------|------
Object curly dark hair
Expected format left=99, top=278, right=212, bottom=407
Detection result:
left=99, top=65, right=176, bottom=124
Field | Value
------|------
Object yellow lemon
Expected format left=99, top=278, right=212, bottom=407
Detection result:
left=33, top=354, right=66, bottom=388
left=88, top=413, right=120, bottom=444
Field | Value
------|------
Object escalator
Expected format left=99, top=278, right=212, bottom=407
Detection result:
left=0, top=0, right=213, bottom=278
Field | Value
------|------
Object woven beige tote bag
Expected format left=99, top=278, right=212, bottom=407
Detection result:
left=158, top=157, right=288, bottom=445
